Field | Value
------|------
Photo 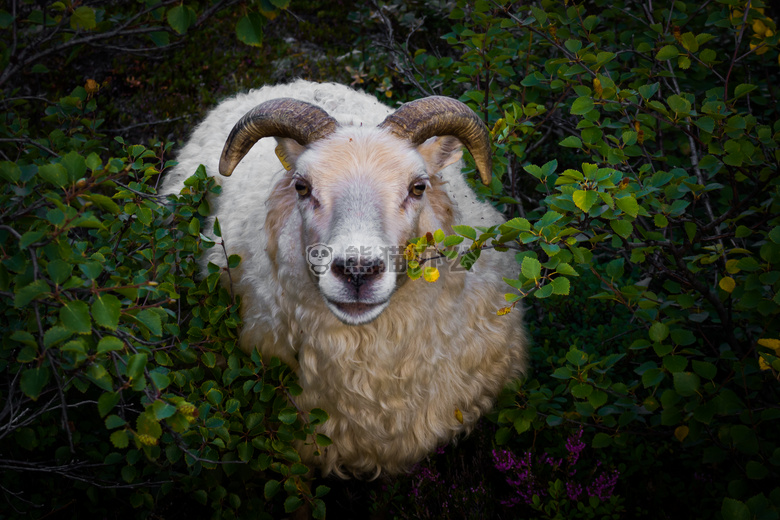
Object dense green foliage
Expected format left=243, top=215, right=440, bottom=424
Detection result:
left=375, top=0, right=780, bottom=518
left=1, top=0, right=779, bottom=518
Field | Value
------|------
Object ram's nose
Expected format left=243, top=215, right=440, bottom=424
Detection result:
left=330, top=256, right=386, bottom=289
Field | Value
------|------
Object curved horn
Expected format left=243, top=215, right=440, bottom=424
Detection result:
left=219, top=98, right=338, bottom=177
left=378, top=96, right=492, bottom=185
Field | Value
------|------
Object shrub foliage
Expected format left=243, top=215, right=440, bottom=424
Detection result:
left=1, top=0, right=779, bottom=518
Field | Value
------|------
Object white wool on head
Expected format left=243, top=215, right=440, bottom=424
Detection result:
left=161, top=79, right=527, bottom=477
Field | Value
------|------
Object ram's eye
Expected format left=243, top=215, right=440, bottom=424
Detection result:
left=294, top=180, right=310, bottom=198
left=410, top=182, right=427, bottom=198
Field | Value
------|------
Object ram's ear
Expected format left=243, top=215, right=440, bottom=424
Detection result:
left=416, top=136, right=463, bottom=174
left=274, top=137, right=307, bottom=172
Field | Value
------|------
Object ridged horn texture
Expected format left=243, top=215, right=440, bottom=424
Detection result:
left=378, top=96, right=493, bottom=185
left=219, top=98, right=339, bottom=177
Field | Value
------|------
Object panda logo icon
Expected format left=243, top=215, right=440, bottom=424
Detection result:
left=306, top=243, right=333, bottom=276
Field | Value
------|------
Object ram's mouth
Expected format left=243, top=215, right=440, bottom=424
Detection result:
left=326, top=299, right=389, bottom=325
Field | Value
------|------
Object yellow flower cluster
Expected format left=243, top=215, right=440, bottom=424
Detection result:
left=758, top=338, right=780, bottom=371
left=177, top=401, right=199, bottom=422
left=731, top=6, right=778, bottom=60
left=750, top=15, right=775, bottom=56
left=136, top=433, right=158, bottom=446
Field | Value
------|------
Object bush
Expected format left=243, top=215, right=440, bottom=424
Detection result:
left=0, top=87, right=330, bottom=518
left=366, top=0, right=779, bottom=517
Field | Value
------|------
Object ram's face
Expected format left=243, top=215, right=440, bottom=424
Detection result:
left=279, top=128, right=460, bottom=325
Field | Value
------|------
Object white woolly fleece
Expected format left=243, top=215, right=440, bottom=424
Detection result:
left=162, top=80, right=527, bottom=477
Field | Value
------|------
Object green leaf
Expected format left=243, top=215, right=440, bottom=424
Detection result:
left=264, top=479, right=281, bottom=499
left=615, top=196, right=639, bottom=217
left=70, top=6, right=96, bottom=30
left=696, top=116, right=715, bottom=133
left=638, top=82, right=659, bottom=100
left=663, top=355, right=688, bottom=373
left=278, top=407, right=298, bottom=425
left=201, top=351, right=217, bottom=368
left=238, top=441, right=254, bottom=462
left=592, top=432, right=612, bottom=448
left=0, top=161, right=21, bottom=182
left=560, top=136, right=582, bottom=148
left=673, top=372, right=700, bottom=397
left=551, top=276, right=570, bottom=295
left=79, top=261, right=102, bottom=280
left=60, top=301, right=92, bottom=334
left=452, top=225, right=477, bottom=240
left=571, top=383, right=593, bottom=398
left=564, top=39, right=582, bottom=53
left=47, top=259, right=73, bottom=285
left=167, top=5, right=196, bottom=35
left=20, top=367, right=50, bottom=400
left=521, top=257, right=541, bottom=280
left=98, top=392, right=120, bottom=418
left=151, top=399, right=176, bottom=420
left=97, top=335, right=124, bottom=354
left=105, top=415, right=126, bottom=429
left=136, top=410, right=162, bottom=440
left=148, top=31, right=170, bottom=47
left=92, top=294, right=122, bottom=330
left=721, top=498, right=750, bottom=520
left=534, top=284, right=554, bottom=298
left=442, top=235, right=464, bottom=247
left=284, top=496, right=304, bottom=514
left=316, top=434, right=333, bottom=446
left=126, top=353, right=148, bottom=381
left=733, top=83, right=756, bottom=100
left=502, top=217, right=531, bottom=231
left=566, top=348, right=588, bottom=367
left=571, top=96, right=594, bottom=115
left=745, top=460, right=768, bottom=480
left=573, top=190, right=598, bottom=212
left=137, top=309, right=162, bottom=336
left=668, top=94, right=691, bottom=115
left=88, top=363, right=114, bottom=391
left=149, top=371, right=171, bottom=391
left=610, top=220, right=633, bottom=238
left=236, top=12, right=265, bottom=47
left=19, top=230, right=44, bottom=249
left=692, top=360, right=717, bottom=379
left=110, top=430, right=129, bottom=449
left=38, top=163, right=68, bottom=187
left=44, top=326, right=72, bottom=348
left=15, top=279, right=51, bottom=308
left=649, top=322, right=669, bottom=342
left=61, top=151, right=86, bottom=181
left=655, top=45, right=679, bottom=61
left=87, top=194, right=120, bottom=215
left=188, top=217, right=200, bottom=236
left=206, top=388, right=223, bottom=406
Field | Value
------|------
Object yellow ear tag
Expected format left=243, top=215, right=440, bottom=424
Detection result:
left=275, top=144, right=293, bottom=171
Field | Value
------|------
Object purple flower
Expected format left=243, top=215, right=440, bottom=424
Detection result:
left=566, top=481, right=583, bottom=501
left=492, top=449, right=547, bottom=506
left=492, top=448, right=520, bottom=472
left=409, top=465, right=442, bottom=498
left=587, top=469, right=620, bottom=501
left=565, top=428, right=586, bottom=465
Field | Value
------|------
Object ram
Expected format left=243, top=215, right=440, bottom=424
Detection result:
left=162, top=80, right=527, bottom=477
